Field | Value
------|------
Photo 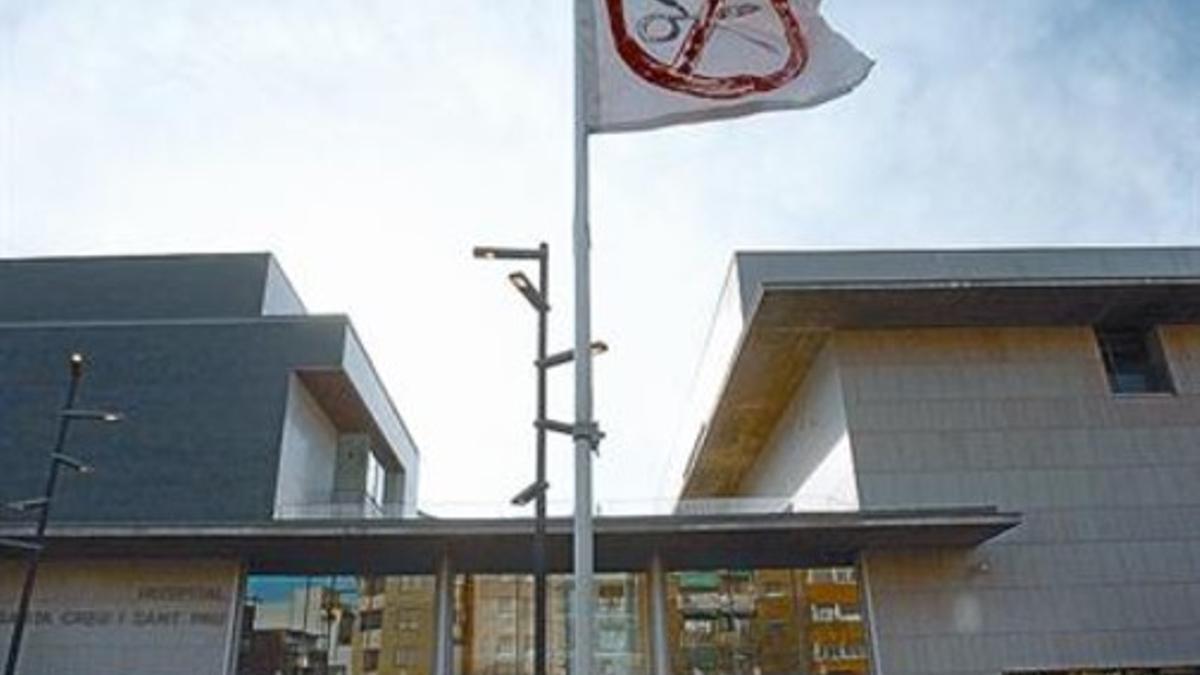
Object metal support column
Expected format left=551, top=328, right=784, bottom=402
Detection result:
left=648, top=555, right=671, bottom=675
left=431, top=552, right=455, bottom=675
left=534, top=242, right=549, bottom=675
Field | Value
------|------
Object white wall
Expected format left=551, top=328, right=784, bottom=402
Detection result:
left=341, top=330, right=420, bottom=515
left=274, top=375, right=339, bottom=515
left=0, top=559, right=242, bottom=675
left=665, top=260, right=748, bottom=505
left=738, top=342, right=860, bottom=511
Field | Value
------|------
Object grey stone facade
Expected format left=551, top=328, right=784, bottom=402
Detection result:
left=0, top=253, right=418, bottom=524
left=682, top=247, right=1200, bottom=673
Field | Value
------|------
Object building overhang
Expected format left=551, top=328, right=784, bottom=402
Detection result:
left=0, top=507, right=1020, bottom=574
left=295, top=322, right=419, bottom=478
left=680, top=247, right=1200, bottom=497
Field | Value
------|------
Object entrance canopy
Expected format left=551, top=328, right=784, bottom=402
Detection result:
left=4, top=507, right=1019, bottom=574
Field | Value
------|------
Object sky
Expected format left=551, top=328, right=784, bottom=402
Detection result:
left=1, top=0, right=1197, bottom=516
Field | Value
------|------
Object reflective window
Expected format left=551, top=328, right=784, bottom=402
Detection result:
left=239, top=575, right=434, bottom=675
left=666, top=567, right=869, bottom=675
left=239, top=568, right=867, bottom=675
left=366, top=453, right=387, bottom=509
left=1096, top=326, right=1175, bottom=394
left=457, top=573, right=647, bottom=675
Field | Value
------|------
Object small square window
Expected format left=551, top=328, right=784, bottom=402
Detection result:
left=360, top=609, right=383, bottom=631
left=1095, top=327, right=1175, bottom=394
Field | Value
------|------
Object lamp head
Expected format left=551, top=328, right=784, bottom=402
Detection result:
left=51, top=453, right=94, bottom=474
left=473, top=246, right=543, bottom=261
left=508, top=272, right=548, bottom=312
left=4, top=497, right=49, bottom=513
left=60, top=409, right=124, bottom=423
left=511, top=480, right=549, bottom=507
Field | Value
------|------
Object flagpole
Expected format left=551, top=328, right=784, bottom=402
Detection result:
left=570, top=0, right=596, bottom=672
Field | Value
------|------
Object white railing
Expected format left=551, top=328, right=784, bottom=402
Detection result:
left=273, top=494, right=858, bottom=521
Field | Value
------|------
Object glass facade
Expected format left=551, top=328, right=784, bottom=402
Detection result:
left=238, top=566, right=867, bottom=675
left=666, top=567, right=867, bottom=675
left=239, top=576, right=364, bottom=675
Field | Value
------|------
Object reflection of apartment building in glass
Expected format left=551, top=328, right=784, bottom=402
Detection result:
left=449, top=573, right=643, bottom=675
left=664, top=567, right=865, bottom=675
left=800, top=568, right=866, bottom=675
left=353, top=576, right=436, bottom=675
left=457, top=574, right=537, bottom=675
left=242, top=579, right=357, bottom=675
left=5, top=248, right=1200, bottom=674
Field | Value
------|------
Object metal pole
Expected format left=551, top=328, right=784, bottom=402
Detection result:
left=431, top=552, right=455, bottom=675
left=570, top=0, right=596, bottom=672
left=534, top=243, right=549, bottom=675
left=648, top=555, right=672, bottom=675
left=4, top=355, right=84, bottom=675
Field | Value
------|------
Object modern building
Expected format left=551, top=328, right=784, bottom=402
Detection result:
left=0, top=253, right=420, bottom=525
left=7, top=247, right=1196, bottom=674
left=670, top=247, right=1200, bottom=674
left=0, top=253, right=419, bottom=674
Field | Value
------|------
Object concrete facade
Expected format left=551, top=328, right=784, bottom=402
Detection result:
left=846, top=326, right=1200, bottom=674
left=679, top=248, right=1200, bottom=674
left=275, top=374, right=342, bottom=514
left=3, top=249, right=1095, bottom=674
left=0, top=559, right=242, bottom=675
left=0, top=253, right=419, bottom=524
left=738, top=344, right=859, bottom=511
left=0, top=254, right=420, bottom=673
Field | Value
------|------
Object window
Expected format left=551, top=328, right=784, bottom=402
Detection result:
left=394, top=647, right=419, bottom=666
left=495, top=596, right=517, bottom=616
left=337, top=612, right=355, bottom=645
left=1096, top=326, right=1174, bottom=394
left=365, top=452, right=387, bottom=507
left=812, top=602, right=862, bottom=622
left=761, top=581, right=786, bottom=598
left=813, top=642, right=867, bottom=662
left=806, top=567, right=855, bottom=584
left=836, top=603, right=862, bottom=622
left=396, top=609, right=421, bottom=632
left=811, top=603, right=838, bottom=622
left=362, top=649, right=380, bottom=672
left=360, top=609, right=383, bottom=631
left=598, top=581, right=629, bottom=610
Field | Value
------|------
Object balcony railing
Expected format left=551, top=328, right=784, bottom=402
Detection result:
left=273, top=494, right=857, bottom=521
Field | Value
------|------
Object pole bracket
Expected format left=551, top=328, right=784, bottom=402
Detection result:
left=573, top=421, right=604, bottom=454
left=535, top=419, right=604, bottom=453
left=535, top=419, right=576, bottom=436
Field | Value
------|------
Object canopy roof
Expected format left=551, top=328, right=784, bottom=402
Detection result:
left=2, top=507, right=1020, bottom=574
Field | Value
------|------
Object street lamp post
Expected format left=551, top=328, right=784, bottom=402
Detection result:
left=475, top=244, right=609, bottom=675
left=475, top=243, right=551, bottom=675
left=2, top=353, right=122, bottom=675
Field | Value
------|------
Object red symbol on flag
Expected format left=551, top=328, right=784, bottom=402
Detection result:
left=605, top=0, right=809, bottom=99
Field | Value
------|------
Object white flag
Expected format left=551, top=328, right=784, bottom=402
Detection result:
left=580, top=0, right=873, bottom=133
